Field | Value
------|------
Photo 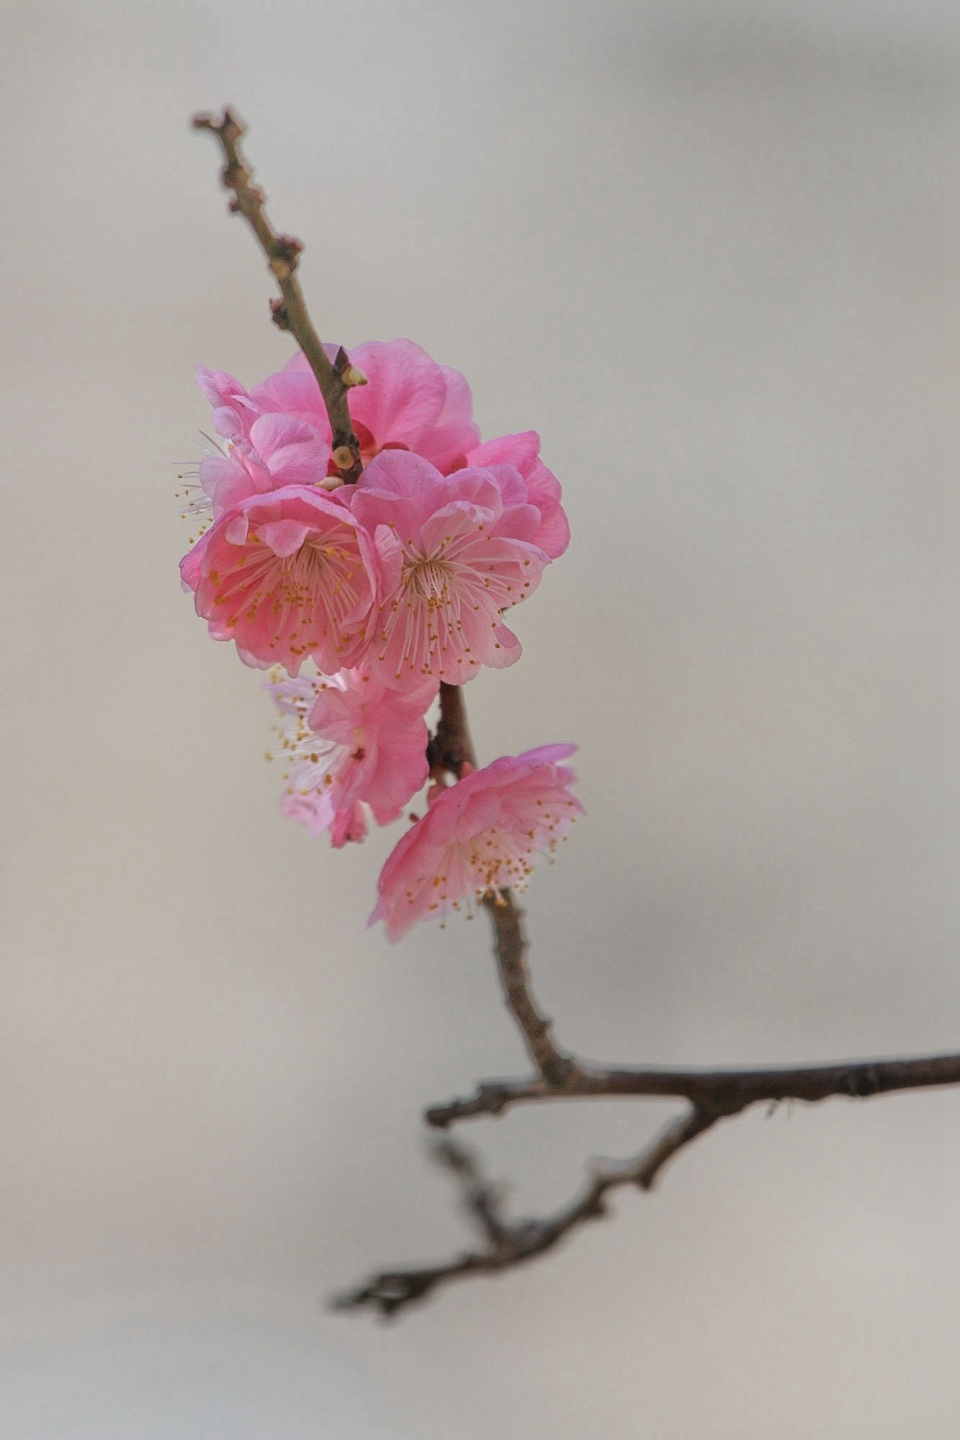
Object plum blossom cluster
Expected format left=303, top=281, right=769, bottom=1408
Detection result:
left=180, top=339, right=580, bottom=936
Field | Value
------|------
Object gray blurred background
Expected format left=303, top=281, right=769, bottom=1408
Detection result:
left=1, top=1, right=957, bottom=1435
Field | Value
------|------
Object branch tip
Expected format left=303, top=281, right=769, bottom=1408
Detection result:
left=192, top=107, right=245, bottom=141
left=193, top=104, right=362, bottom=480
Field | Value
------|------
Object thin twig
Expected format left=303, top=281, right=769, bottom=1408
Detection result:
left=433, top=1138, right=513, bottom=1247
left=334, top=1115, right=717, bottom=1317
left=340, top=1041, right=960, bottom=1315
left=630, top=1104, right=722, bottom=1186
left=193, top=107, right=366, bottom=482
left=480, top=891, right=575, bottom=1085
left=425, top=1050, right=960, bottom=1128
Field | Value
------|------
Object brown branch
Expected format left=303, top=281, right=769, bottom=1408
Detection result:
left=419, top=699, right=960, bottom=1206
left=427, top=681, right=477, bottom=779
left=370, top=634, right=960, bottom=1316
left=193, top=107, right=366, bottom=482
left=339, top=1044, right=960, bottom=1316
left=480, top=891, right=575, bottom=1085
left=333, top=1117, right=718, bottom=1317
left=190, top=109, right=960, bottom=1322
left=432, top=1136, right=513, bottom=1247
left=371, top=538, right=960, bottom=1312
left=628, top=1104, right=721, bottom=1186
left=425, top=1050, right=960, bottom=1128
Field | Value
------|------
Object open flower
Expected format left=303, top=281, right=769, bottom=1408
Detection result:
left=463, top=432, right=570, bottom=560
left=348, top=450, right=550, bottom=687
left=251, top=338, right=481, bottom=474
left=193, top=348, right=571, bottom=564
left=198, top=414, right=331, bottom=518
left=267, top=668, right=437, bottom=844
left=180, top=487, right=377, bottom=675
left=370, top=745, right=582, bottom=941
left=195, top=365, right=262, bottom=442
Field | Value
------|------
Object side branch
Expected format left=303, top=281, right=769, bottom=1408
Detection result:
left=193, top=108, right=365, bottom=481
left=334, top=1117, right=716, bottom=1317
left=425, top=1050, right=960, bottom=1127
left=342, top=1047, right=960, bottom=1317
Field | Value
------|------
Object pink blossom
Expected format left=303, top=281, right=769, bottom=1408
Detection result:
left=370, top=745, right=582, bottom=941
left=348, top=450, right=550, bottom=687
left=195, top=365, right=261, bottom=441
left=330, top=803, right=368, bottom=847
left=194, top=351, right=571, bottom=565
left=267, top=668, right=437, bottom=843
left=198, top=414, right=332, bottom=518
left=463, top=432, right=570, bottom=560
left=251, top=339, right=481, bottom=474
left=180, top=487, right=377, bottom=676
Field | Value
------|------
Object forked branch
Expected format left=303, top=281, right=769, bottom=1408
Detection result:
left=403, top=687, right=960, bottom=1313
left=425, top=1050, right=960, bottom=1127
left=193, top=109, right=958, bottom=1322
left=338, top=1041, right=960, bottom=1316
left=334, top=1115, right=717, bottom=1317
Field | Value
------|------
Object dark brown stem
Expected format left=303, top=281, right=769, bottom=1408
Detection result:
left=333, top=1117, right=718, bottom=1317
left=193, top=108, right=365, bottom=482
left=338, top=1049, right=960, bottom=1316
left=425, top=1050, right=960, bottom=1128
left=480, top=891, right=574, bottom=1085
left=630, top=1105, right=721, bottom=1187
left=427, top=682, right=477, bottom=778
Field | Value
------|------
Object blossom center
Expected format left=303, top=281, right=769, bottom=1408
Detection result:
left=406, top=556, right=452, bottom=606
left=282, top=538, right=331, bottom=597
